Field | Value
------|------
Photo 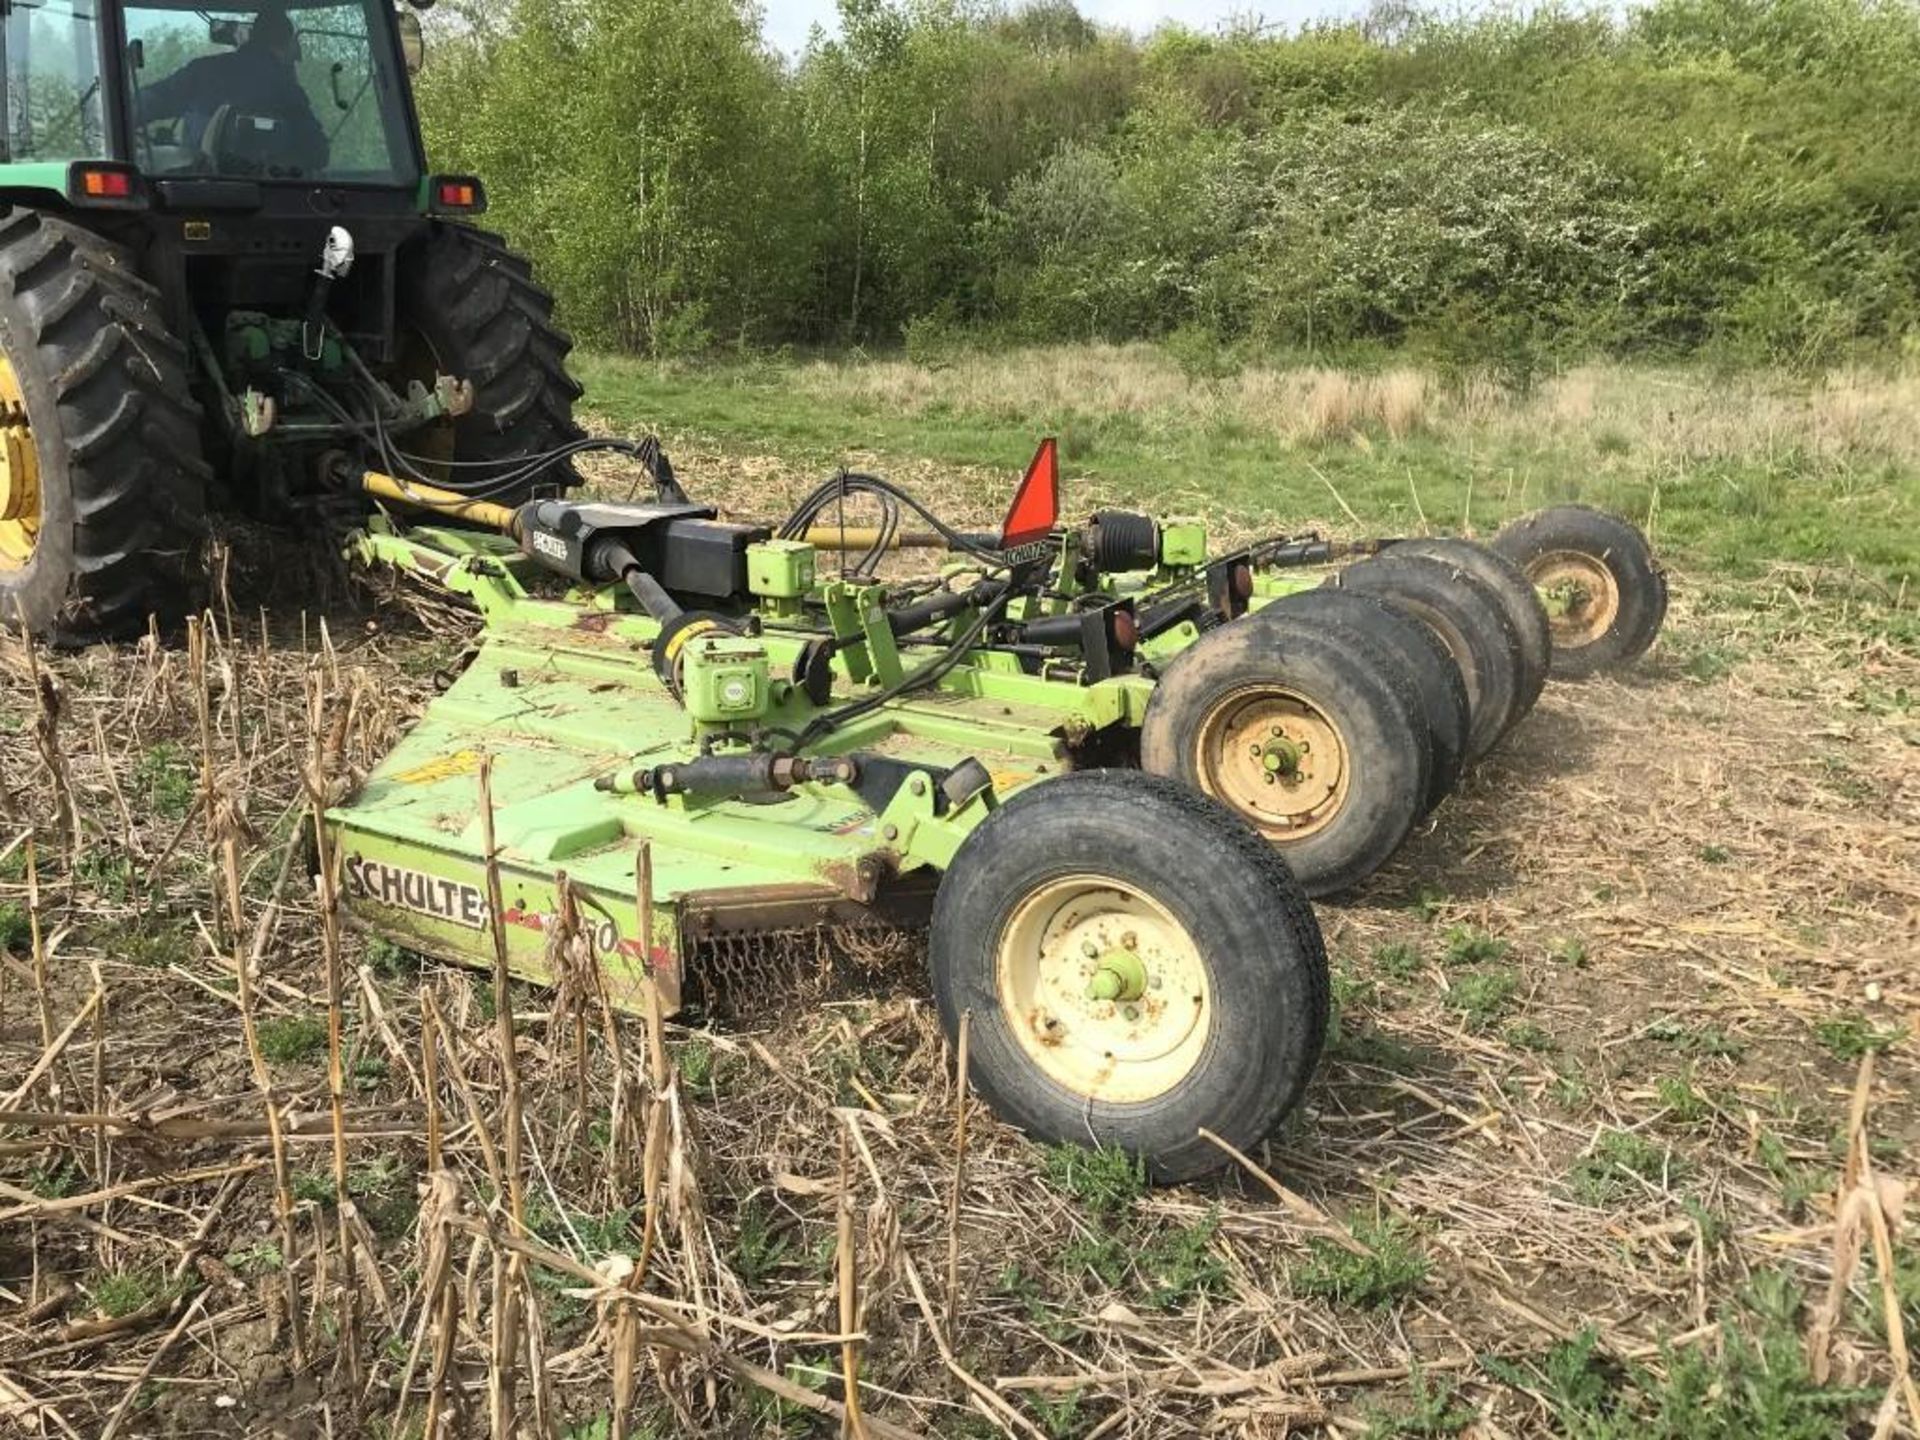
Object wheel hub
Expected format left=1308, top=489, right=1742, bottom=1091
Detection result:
left=1529, top=551, right=1619, bottom=647
left=1196, top=687, right=1350, bottom=840
left=0, top=357, right=40, bottom=569
left=997, top=877, right=1210, bottom=1103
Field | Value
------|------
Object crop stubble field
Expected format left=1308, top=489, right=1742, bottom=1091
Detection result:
left=0, top=349, right=1915, bottom=1437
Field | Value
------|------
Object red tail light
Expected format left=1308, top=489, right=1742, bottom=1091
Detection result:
left=68, top=164, right=141, bottom=206
left=428, top=175, right=487, bottom=213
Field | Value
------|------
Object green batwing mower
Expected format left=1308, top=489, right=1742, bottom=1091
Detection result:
left=330, top=454, right=1333, bottom=1183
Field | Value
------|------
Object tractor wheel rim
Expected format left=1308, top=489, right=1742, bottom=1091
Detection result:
left=0, top=354, right=41, bottom=570
left=1529, top=550, right=1619, bottom=647
left=995, top=874, right=1210, bottom=1103
left=1194, top=685, right=1350, bottom=840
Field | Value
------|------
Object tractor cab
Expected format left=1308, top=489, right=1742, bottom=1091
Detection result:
left=0, top=0, right=583, bottom=645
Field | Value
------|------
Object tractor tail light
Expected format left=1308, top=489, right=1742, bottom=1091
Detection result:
left=68, top=164, right=141, bottom=206
left=429, top=175, right=487, bottom=214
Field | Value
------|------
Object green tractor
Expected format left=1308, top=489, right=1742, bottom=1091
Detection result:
left=0, top=0, right=580, bottom=643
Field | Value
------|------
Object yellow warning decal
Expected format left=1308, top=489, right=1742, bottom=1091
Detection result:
left=662, top=618, right=720, bottom=665
left=392, top=749, right=484, bottom=785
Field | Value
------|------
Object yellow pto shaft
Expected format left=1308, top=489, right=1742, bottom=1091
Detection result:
left=359, top=470, right=520, bottom=534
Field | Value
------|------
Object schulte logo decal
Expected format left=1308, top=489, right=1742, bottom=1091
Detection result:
left=344, top=856, right=489, bottom=929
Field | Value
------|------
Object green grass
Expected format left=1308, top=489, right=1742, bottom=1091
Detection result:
left=1291, top=1214, right=1429, bottom=1309
left=90, top=1269, right=181, bottom=1318
left=131, top=742, right=196, bottom=820
left=575, top=350, right=1920, bottom=595
left=1570, top=1129, right=1685, bottom=1206
left=257, top=1014, right=328, bottom=1064
left=1654, top=1072, right=1715, bottom=1127
left=1482, top=1274, right=1877, bottom=1437
left=1040, top=1143, right=1145, bottom=1219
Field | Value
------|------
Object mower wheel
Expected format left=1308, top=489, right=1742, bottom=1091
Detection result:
left=1489, top=505, right=1667, bottom=677
left=0, top=209, right=210, bottom=644
left=929, top=770, right=1327, bottom=1183
left=1389, top=538, right=1550, bottom=717
left=1256, top=589, right=1468, bottom=814
left=1140, top=614, right=1430, bottom=896
left=394, top=223, right=585, bottom=500
left=1325, top=554, right=1523, bottom=764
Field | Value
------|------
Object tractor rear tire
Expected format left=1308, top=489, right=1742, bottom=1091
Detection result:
left=1390, top=537, right=1550, bottom=718
left=929, top=770, right=1327, bottom=1184
left=1489, top=505, right=1667, bottom=677
left=1255, top=588, right=1469, bottom=814
left=0, top=210, right=209, bottom=646
left=1325, top=554, right=1523, bottom=764
left=1140, top=614, right=1430, bottom=897
left=394, top=223, right=585, bottom=500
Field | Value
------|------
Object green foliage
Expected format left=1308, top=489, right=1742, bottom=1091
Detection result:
left=1440, top=926, right=1510, bottom=967
left=0, top=900, right=29, bottom=952
left=1504, top=1021, right=1558, bottom=1053
left=257, top=1014, right=328, bottom=1064
left=132, top=742, right=195, bottom=820
left=1136, top=1212, right=1229, bottom=1311
left=223, top=1241, right=284, bottom=1276
left=364, top=935, right=422, bottom=980
left=676, top=1036, right=738, bottom=1095
left=1040, top=1142, right=1145, bottom=1218
left=1291, top=1214, right=1429, bottom=1308
left=1373, top=941, right=1423, bottom=981
left=91, top=1269, right=181, bottom=1318
left=1569, top=1129, right=1685, bottom=1206
left=1487, top=1277, right=1877, bottom=1437
left=730, top=1197, right=791, bottom=1285
left=1444, top=968, right=1519, bottom=1030
left=26, top=1160, right=80, bottom=1198
left=1023, top=1388, right=1088, bottom=1440
left=74, top=850, right=134, bottom=902
left=1814, top=1014, right=1904, bottom=1061
left=1654, top=1072, right=1714, bottom=1126
left=1364, top=1370, right=1474, bottom=1438
left=1645, top=1016, right=1749, bottom=1060
left=414, top=0, right=1920, bottom=361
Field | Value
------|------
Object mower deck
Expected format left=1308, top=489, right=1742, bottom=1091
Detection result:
left=330, top=562, right=1072, bottom=1016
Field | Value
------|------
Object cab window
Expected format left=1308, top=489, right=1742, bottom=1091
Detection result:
left=122, top=0, right=417, bottom=183
left=4, top=0, right=109, bottom=162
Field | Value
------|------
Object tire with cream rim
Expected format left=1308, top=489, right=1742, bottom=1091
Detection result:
left=1489, top=505, right=1667, bottom=678
left=1139, top=615, right=1430, bottom=897
left=928, top=770, right=1327, bottom=1183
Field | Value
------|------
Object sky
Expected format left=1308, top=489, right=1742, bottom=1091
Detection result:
left=759, top=0, right=1363, bottom=56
